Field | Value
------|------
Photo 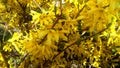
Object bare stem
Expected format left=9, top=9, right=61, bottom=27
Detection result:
left=52, top=27, right=108, bottom=60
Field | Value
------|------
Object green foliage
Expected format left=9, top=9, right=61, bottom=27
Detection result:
left=0, top=27, right=12, bottom=42
left=1, top=0, right=8, bottom=4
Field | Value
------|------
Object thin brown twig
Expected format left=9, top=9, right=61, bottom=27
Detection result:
left=17, top=53, right=28, bottom=67
left=33, top=0, right=42, bottom=11
left=39, top=1, right=63, bottom=44
left=2, top=22, right=7, bottom=43
left=52, top=27, right=108, bottom=60
left=75, top=4, right=86, bottom=18
left=39, top=16, right=60, bottom=44
left=43, top=27, right=108, bottom=67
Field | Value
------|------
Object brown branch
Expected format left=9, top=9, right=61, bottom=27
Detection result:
left=38, top=0, right=65, bottom=45
left=75, top=4, right=86, bottom=18
left=38, top=34, right=48, bottom=44
left=52, top=27, right=108, bottom=60
left=2, top=22, right=8, bottom=43
left=60, top=0, right=63, bottom=15
left=33, top=0, right=42, bottom=11
left=43, top=27, right=108, bottom=66
left=43, top=4, right=85, bottom=65
left=16, top=53, right=28, bottom=67
left=39, top=12, right=61, bottom=44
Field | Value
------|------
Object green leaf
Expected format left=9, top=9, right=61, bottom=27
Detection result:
left=112, top=49, right=117, bottom=53
left=2, top=0, right=8, bottom=4
left=0, top=28, right=12, bottom=42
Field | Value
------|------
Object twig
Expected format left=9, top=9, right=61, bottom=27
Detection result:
left=38, top=34, right=48, bottom=44
left=37, top=0, right=64, bottom=45
left=2, top=22, right=7, bottom=43
left=21, top=53, right=28, bottom=63
left=39, top=17, right=60, bottom=44
left=75, top=4, right=86, bottom=18
left=43, top=27, right=108, bottom=66
left=17, top=53, right=28, bottom=67
left=39, top=9, right=62, bottom=44
left=52, top=27, right=108, bottom=60
left=14, top=58, right=17, bottom=68
left=33, top=0, right=42, bottom=11
left=60, top=0, right=63, bottom=15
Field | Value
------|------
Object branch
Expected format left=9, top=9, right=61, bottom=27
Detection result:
left=33, top=0, right=42, bottom=11
left=75, top=4, right=86, bottom=18
left=38, top=0, right=64, bottom=44
left=17, top=53, right=28, bottom=67
left=52, top=27, right=108, bottom=60
left=43, top=27, right=109, bottom=66
left=2, top=22, right=8, bottom=43
left=38, top=34, right=48, bottom=44
left=39, top=12, right=61, bottom=44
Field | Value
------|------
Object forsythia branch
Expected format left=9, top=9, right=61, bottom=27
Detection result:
left=43, top=27, right=109, bottom=66
left=75, top=4, right=86, bottom=18
left=52, top=27, right=108, bottom=60
left=39, top=14, right=61, bottom=44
